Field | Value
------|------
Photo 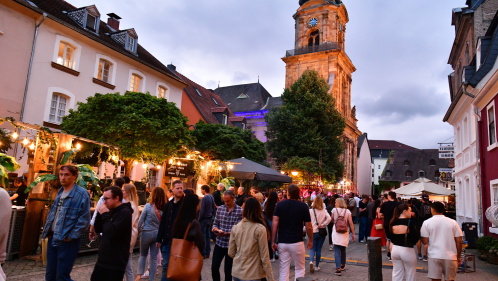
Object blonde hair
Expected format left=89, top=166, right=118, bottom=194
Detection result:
left=254, top=192, right=264, bottom=204
left=123, top=184, right=139, bottom=206
left=312, top=196, right=324, bottom=210
left=335, top=198, right=347, bottom=209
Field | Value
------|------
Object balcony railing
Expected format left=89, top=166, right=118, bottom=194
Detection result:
left=285, top=42, right=341, bottom=57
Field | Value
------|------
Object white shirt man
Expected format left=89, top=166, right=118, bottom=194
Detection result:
left=421, top=201, right=463, bottom=281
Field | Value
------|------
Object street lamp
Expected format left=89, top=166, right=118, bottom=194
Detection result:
left=291, top=171, right=299, bottom=176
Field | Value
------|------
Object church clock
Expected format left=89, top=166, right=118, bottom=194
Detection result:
left=308, top=17, right=318, bottom=28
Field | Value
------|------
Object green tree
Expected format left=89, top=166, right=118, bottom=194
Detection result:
left=191, top=121, right=266, bottom=163
left=61, top=92, right=192, bottom=175
left=265, top=70, right=345, bottom=181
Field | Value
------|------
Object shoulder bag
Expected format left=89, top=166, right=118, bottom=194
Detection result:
left=313, top=209, right=327, bottom=237
left=167, top=223, right=203, bottom=281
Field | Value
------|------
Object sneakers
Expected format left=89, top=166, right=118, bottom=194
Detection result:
left=335, top=269, right=342, bottom=276
left=315, top=266, right=321, bottom=271
left=340, top=265, right=346, bottom=271
left=423, top=255, right=428, bottom=262
left=310, top=263, right=315, bottom=273
left=141, top=270, right=149, bottom=279
left=387, top=253, right=392, bottom=261
left=418, top=254, right=423, bottom=260
left=359, top=240, right=365, bottom=243
left=329, top=245, right=333, bottom=251
left=271, top=258, right=276, bottom=263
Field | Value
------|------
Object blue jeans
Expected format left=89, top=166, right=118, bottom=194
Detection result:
left=46, top=236, right=81, bottom=281
left=200, top=218, right=212, bottom=257
left=334, top=245, right=346, bottom=269
left=309, top=232, right=326, bottom=267
left=359, top=216, right=369, bottom=241
left=160, top=242, right=172, bottom=281
left=137, top=230, right=159, bottom=281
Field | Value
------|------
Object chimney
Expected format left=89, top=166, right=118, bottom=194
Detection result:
left=107, top=13, right=121, bottom=31
left=167, top=64, right=176, bottom=72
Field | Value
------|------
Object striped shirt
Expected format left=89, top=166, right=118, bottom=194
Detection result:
left=213, top=204, right=242, bottom=248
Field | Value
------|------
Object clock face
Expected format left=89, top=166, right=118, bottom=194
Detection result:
left=309, top=17, right=318, bottom=27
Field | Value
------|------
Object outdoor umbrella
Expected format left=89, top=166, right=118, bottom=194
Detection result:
left=394, top=177, right=454, bottom=196
left=225, top=157, right=292, bottom=183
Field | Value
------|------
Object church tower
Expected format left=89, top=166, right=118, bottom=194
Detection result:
left=283, top=0, right=361, bottom=190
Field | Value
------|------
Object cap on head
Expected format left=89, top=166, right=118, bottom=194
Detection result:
left=422, top=194, right=429, bottom=200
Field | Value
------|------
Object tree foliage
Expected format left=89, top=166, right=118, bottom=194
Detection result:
left=191, top=121, right=266, bottom=163
left=61, top=92, right=192, bottom=170
left=265, top=70, right=345, bottom=181
left=0, top=128, right=13, bottom=153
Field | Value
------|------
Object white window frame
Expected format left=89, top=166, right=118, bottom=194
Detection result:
left=43, top=87, right=76, bottom=124
left=127, top=69, right=146, bottom=92
left=156, top=82, right=170, bottom=100
left=93, top=54, right=117, bottom=85
left=487, top=101, right=497, bottom=151
left=223, top=114, right=228, bottom=125
left=490, top=179, right=498, bottom=234
left=125, top=35, right=137, bottom=53
left=476, top=39, right=482, bottom=70
left=52, top=35, right=81, bottom=71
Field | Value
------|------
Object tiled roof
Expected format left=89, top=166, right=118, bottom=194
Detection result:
left=15, top=0, right=184, bottom=85
left=211, top=107, right=228, bottom=113
left=369, top=140, right=418, bottom=151
left=228, top=116, right=245, bottom=122
left=380, top=149, right=451, bottom=183
left=214, top=83, right=275, bottom=112
left=168, top=67, right=237, bottom=125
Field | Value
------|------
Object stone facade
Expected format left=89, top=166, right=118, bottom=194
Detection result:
left=283, top=0, right=361, bottom=187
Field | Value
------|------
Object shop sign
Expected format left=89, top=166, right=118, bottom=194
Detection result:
left=165, top=159, right=194, bottom=178
left=439, top=168, right=453, bottom=182
left=439, top=152, right=454, bottom=159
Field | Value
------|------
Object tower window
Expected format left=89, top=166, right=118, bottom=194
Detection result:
left=308, top=30, right=319, bottom=47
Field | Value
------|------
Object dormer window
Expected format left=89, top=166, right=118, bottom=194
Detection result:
left=126, top=36, right=137, bottom=53
left=67, top=5, right=100, bottom=34
left=110, top=29, right=138, bottom=54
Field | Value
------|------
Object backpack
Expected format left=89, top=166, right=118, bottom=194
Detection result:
left=334, top=208, right=348, bottom=233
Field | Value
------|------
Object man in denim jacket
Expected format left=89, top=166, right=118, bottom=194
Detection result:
left=41, top=165, right=91, bottom=281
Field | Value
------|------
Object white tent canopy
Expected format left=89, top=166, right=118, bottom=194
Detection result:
left=394, top=177, right=454, bottom=196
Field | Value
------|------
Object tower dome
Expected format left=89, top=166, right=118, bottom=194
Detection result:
left=299, top=0, right=309, bottom=6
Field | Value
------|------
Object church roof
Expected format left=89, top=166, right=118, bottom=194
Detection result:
left=214, top=83, right=280, bottom=112
left=15, top=0, right=184, bottom=85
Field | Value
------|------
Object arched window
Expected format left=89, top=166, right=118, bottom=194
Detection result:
left=429, top=159, right=436, bottom=166
left=405, top=170, right=412, bottom=177
left=308, top=30, right=319, bottom=47
left=404, top=160, right=410, bottom=166
left=418, top=170, right=425, bottom=177
left=385, top=170, right=392, bottom=177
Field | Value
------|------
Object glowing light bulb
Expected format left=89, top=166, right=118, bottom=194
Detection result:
left=133, top=161, right=138, bottom=165
left=11, top=132, right=18, bottom=139
left=217, top=166, right=222, bottom=171
left=142, top=164, right=148, bottom=169
left=22, top=138, right=30, bottom=146
left=75, top=142, right=82, bottom=150
left=291, top=171, right=299, bottom=176
left=168, top=159, right=173, bottom=164
left=29, top=143, right=35, bottom=150
left=156, top=165, right=162, bottom=169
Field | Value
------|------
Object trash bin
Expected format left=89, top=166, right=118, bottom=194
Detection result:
left=462, top=222, right=478, bottom=249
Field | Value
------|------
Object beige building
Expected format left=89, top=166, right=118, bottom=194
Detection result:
left=0, top=0, right=188, bottom=183
left=283, top=0, right=361, bottom=188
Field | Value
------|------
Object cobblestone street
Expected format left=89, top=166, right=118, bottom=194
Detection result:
left=4, top=232, right=498, bottom=280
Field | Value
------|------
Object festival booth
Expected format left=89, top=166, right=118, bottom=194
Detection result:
left=224, top=157, right=292, bottom=183
left=395, top=177, right=454, bottom=202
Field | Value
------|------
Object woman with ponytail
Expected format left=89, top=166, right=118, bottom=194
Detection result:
left=389, top=204, right=420, bottom=281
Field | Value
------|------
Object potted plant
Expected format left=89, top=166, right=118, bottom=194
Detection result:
left=487, top=239, right=498, bottom=265
left=476, top=235, right=495, bottom=261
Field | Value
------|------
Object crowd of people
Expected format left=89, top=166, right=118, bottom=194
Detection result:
left=5, top=164, right=464, bottom=281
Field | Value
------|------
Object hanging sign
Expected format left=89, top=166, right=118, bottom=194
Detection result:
left=165, top=159, right=194, bottom=178
left=439, top=168, right=453, bottom=182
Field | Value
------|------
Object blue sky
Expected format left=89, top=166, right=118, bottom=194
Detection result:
left=70, top=0, right=463, bottom=149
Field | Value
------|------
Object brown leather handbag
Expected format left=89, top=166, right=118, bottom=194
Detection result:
left=167, top=223, right=203, bottom=281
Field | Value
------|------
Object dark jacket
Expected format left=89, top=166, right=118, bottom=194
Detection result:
left=94, top=202, right=133, bottom=271
left=213, top=190, right=224, bottom=206
left=156, top=197, right=183, bottom=244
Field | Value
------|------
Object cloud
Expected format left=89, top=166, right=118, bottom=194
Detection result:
left=356, top=85, right=449, bottom=123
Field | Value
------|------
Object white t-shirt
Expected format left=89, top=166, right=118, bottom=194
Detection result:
left=420, top=215, right=463, bottom=260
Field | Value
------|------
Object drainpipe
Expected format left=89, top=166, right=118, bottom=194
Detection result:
left=20, top=12, right=47, bottom=122
left=473, top=104, right=483, bottom=234
left=15, top=12, right=47, bottom=158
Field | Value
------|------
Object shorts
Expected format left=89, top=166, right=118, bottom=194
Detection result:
left=427, top=258, right=458, bottom=280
